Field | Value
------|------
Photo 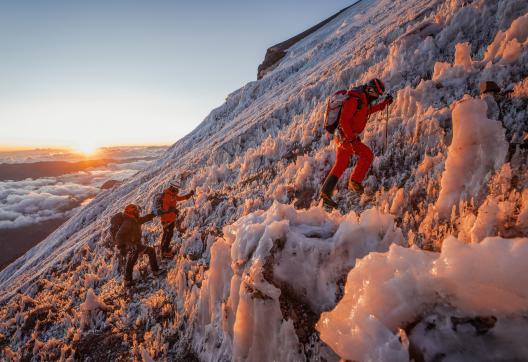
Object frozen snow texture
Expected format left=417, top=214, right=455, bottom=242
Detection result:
left=195, top=202, right=403, bottom=361
left=436, top=97, right=508, bottom=217
left=433, top=42, right=476, bottom=85
left=485, top=12, right=528, bottom=64
left=80, top=288, right=109, bottom=313
left=79, top=288, right=110, bottom=330
left=390, top=188, right=405, bottom=216
left=141, top=346, right=157, bottom=362
left=317, top=236, right=528, bottom=362
left=1, top=0, right=528, bottom=360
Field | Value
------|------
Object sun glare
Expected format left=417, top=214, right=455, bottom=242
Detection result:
left=74, top=142, right=100, bottom=156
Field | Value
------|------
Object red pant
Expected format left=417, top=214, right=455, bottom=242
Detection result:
left=330, top=138, right=373, bottom=183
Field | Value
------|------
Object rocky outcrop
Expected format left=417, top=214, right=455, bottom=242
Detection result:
left=257, top=2, right=359, bottom=79
left=100, top=179, right=122, bottom=190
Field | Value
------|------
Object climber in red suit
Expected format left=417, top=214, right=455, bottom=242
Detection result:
left=321, top=78, right=393, bottom=209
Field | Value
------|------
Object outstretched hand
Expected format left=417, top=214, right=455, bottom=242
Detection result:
left=145, top=213, right=156, bottom=221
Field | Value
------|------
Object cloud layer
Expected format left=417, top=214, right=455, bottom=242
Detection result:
left=0, top=147, right=165, bottom=229
left=0, top=178, right=97, bottom=228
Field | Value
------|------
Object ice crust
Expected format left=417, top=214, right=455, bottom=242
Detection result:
left=195, top=202, right=403, bottom=361
left=436, top=97, right=508, bottom=217
left=1, top=0, right=528, bottom=361
left=317, top=236, right=528, bottom=361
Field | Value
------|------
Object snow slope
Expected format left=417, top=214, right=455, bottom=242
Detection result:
left=1, top=0, right=528, bottom=361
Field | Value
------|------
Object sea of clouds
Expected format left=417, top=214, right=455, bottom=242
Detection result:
left=0, top=147, right=165, bottom=229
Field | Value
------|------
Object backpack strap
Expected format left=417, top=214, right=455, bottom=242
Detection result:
left=154, top=192, right=164, bottom=215
left=346, top=89, right=364, bottom=110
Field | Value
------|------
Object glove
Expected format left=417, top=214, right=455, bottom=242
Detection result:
left=190, top=190, right=196, bottom=196
left=384, top=94, right=393, bottom=105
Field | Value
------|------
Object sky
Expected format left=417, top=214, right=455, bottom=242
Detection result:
left=0, top=0, right=355, bottom=151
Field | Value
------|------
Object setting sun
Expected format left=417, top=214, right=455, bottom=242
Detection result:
left=74, top=142, right=100, bottom=156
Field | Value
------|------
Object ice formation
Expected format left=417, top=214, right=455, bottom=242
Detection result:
left=195, top=202, right=403, bottom=361
left=485, top=12, right=528, bottom=64
left=79, top=288, right=110, bottom=330
left=1, top=0, right=528, bottom=361
left=317, top=236, right=528, bottom=361
left=436, top=97, right=508, bottom=217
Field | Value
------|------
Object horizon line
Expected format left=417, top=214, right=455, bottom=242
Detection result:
left=0, top=142, right=172, bottom=152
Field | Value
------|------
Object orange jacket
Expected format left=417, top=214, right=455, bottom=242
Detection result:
left=339, top=90, right=390, bottom=140
left=160, top=188, right=192, bottom=223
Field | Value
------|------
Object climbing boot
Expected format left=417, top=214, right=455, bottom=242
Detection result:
left=153, top=268, right=165, bottom=277
left=321, top=194, right=338, bottom=210
left=348, top=179, right=364, bottom=193
left=320, top=175, right=339, bottom=209
left=162, top=250, right=175, bottom=259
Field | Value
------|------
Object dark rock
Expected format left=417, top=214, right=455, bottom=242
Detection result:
left=245, top=284, right=273, bottom=301
left=22, top=305, right=51, bottom=334
left=479, top=81, right=501, bottom=95
left=73, top=330, right=130, bottom=361
left=451, top=315, right=497, bottom=335
left=0, top=332, right=7, bottom=350
left=100, top=179, right=122, bottom=189
left=294, top=187, right=316, bottom=210
left=261, top=238, right=320, bottom=347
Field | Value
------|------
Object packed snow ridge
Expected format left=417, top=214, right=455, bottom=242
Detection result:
left=2, top=0, right=528, bottom=361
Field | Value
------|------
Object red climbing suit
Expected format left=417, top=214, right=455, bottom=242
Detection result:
left=329, top=90, right=391, bottom=183
left=160, top=188, right=192, bottom=223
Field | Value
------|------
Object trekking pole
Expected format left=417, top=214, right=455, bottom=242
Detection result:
left=384, top=104, right=389, bottom=155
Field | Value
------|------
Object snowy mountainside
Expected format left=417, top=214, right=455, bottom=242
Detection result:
left=2, top=0, right=528, bottom=361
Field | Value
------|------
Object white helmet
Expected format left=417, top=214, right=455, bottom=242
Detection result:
left=169, top=180, right=181, bottom=190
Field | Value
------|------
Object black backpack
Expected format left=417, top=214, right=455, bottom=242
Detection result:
left=110, top=212, right=125, bottom=244
left=152, top=192, right=164, bottom=215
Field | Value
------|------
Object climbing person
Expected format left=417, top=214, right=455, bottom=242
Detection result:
left=115, top=204, right=162, bottom=287
left=154, top=181, right=195, bottom=259
left=320, top=78, right=393, bottom=209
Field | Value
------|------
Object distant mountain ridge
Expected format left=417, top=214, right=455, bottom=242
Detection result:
left=0, top=157, right=156, bottom=181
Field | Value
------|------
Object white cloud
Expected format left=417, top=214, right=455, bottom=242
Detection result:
left=0, top=151, right=161, bottom=229
left=0, top=180, right=95, bottom=229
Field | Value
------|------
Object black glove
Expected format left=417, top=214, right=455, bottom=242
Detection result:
left=145, top=213, right=155, bottom=221
left=384, top=94, right=393, bottom=105
left=189, top=190, right=196, bottom=196
left=139, top=213, right=156, bottom=223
